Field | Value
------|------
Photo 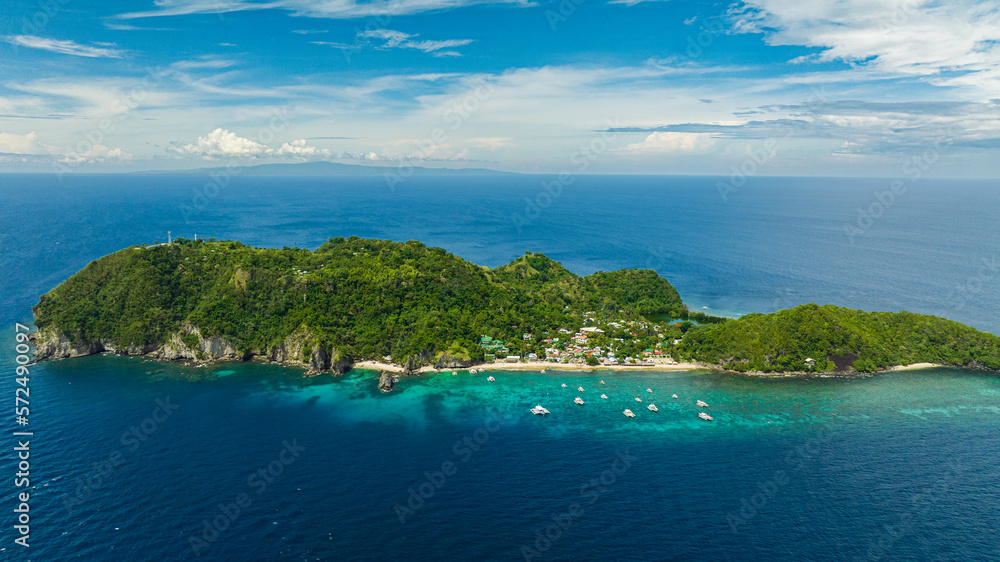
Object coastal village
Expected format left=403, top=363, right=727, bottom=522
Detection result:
left=479, top=313, right=685, bottom=367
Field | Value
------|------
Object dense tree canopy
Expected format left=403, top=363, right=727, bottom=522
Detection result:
left=34, top=239, right=1000, bottom=373
left=677, top=304, right=1000, bottom=372
left=33, top=237, right=685, bottom=363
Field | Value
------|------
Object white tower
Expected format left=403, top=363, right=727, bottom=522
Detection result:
left=168, top=231, right=172, bottom=245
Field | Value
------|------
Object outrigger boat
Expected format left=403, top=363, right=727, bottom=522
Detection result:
left=699, top=412, right=714, bottom=421
left=696, top=400, right=709, bottom=408
left=600, top=394, right=608, bottom=400
left=647, top=404, right=659, bottom=412
left=623, top=409, right=636, bottom=418
left=531, top=405, right=550, bottom=416
left=574, top=397, right=585, bottom=405
left=487, top=376, right=495, bottom=382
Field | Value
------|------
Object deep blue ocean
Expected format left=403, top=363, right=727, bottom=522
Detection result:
left=0, top=173, right=998, bottom=561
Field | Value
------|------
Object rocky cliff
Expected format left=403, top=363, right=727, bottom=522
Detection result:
left=29, top=323, right=354, bottom=376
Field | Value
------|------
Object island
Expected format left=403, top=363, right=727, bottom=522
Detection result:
left=29, top=236, right=1000, bottom=376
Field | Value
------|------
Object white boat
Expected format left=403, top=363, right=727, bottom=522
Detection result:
left=470, top=369, right=478, bottom=374
left=487, top=376, right=495, bottom=382
left=600, top=394, right=608, bottom=399
left=634, top=396, right=642, bottom=402
left=578, top=387, right=585, bottom=392
left=623, top=409, right=636, bottom=418
left=600, top=380, right=605, bottom=385
left=699, top=412, right=714, bottom=421
left=561, top=383, right=567, bottom=388
left=647, top=404, right=659, bottom=412
left=696, top=400, right=709, bottom=408
left=540, top=369, right=546, bottom=374
left=574, top=397, right=585, bottom=405
left=531, top=405, right=550, bottom=416
left=672, top=394, right=678, bottom=399
left=646, top=388, right=652, bottom=393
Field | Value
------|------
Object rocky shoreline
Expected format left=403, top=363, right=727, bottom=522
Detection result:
left=29, top=323, right=354, bottom=376
left=27, top=326, right=970, bottom=380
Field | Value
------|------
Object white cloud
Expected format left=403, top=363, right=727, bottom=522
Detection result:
left=173, top=130, right=341, bottom=160
left=117, top=0, right=532, bottom=20
left=59, top=145, right=132, bottom=164
left=171, top=58, right=237, bottom=70
left=0, top=131, right=131, bottom=164
left=0, top=132, right=46, bottom=155
left=275, top=139, right=333, bottom=158
left=3, top=35, right=124, bottom=58
left=730, top=0, right=1000, bottom=94
left=359, top=29, right=474, bottom=56
left=310, top=41, right=355, bottom=50
left=174, top=128, right=271, bottom=159
left=466, top=137, right=514, bottom=150
left=608, top=0, right=668, bottom=5
left=292, top=29, right=328, bottom=34
left=623, top=132, right=716, bottom=153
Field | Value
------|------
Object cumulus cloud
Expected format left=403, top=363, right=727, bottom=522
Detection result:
left=172, top=129, right=344, bottom=161
left=59, top=145, right=132, bottom=164
left=275, top=139, right=333, bottom=159
left=623, top=132, right=716, bottom=153
left=173, top=128, right=271, bottom=159
left=3, top=35, right=124, bottom=58
left=0, top=132, right=46, bottom=155
left=0, top=131, right=131, bottom=164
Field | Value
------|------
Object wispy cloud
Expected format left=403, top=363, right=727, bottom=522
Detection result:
left=103, top=22, right=177, bottom=31
left=310, top=41, right=355, bottom=50
left=3, top=35, right=125, bottom=58
left=116, top=0, right=532, bottom=20
left=358, top=29, right=474, bottom=57
left=292, top=29, right=328, bottom=34
left=609, top=100, right=1000, bottom=155
left=729, top=0, right=1000, bottom=95
left=171, top=57, right=238, bottom=70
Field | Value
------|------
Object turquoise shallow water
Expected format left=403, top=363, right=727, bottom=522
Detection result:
left=3, top=355, right=998, bottom=560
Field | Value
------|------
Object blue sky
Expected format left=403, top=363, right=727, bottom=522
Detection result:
left=1, top=0, right=999, bottom=176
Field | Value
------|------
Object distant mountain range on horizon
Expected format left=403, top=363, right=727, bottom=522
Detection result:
left=134, top=160, right=516, bottom=176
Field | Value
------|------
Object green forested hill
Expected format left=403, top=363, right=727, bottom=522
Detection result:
left=32, top=237, right=685, bottom=363
left=32, top=238, right=1000, bottom=373
left=677, top=304, right=1000, bottom=372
